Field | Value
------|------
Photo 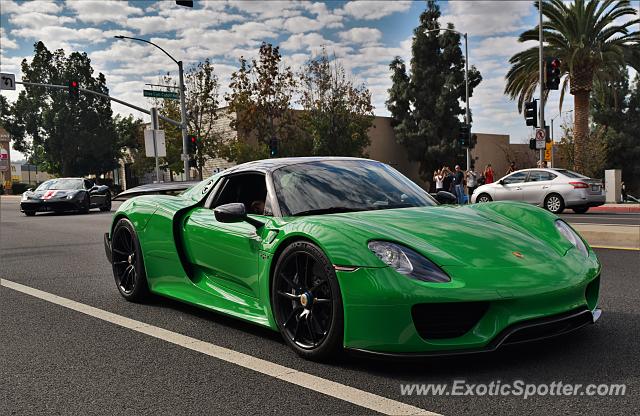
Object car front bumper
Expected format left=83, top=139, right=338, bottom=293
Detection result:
left=336, top=249, right=601, bottom=354
left=20, top=199, right=83, bottom=213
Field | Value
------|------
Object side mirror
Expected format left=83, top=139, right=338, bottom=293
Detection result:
left=214, top=203, right=247, bottom=223
left=435, top=191, right=458, bottom=205
left=26, top=188, right=33, bottom=192
left=89, top=185, right=100, bottom=193
left=214, top=202, right=265, bottom=228
left=498, top=179, right=505, bottom=185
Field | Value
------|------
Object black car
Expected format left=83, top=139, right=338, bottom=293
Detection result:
left=20, top=178, right=111, bottom=216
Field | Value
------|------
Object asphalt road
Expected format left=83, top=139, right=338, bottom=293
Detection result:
left=559, top=211, right=640, bottom=226
left=1, top=196, right=638, bottom=415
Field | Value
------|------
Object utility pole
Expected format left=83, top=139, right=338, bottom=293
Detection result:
left=150, top=107, right=161, bottom=183
left=538, top=0, right=545, bottom=165
left=463, top=32, right=470, bottom=171
left=178, top=61, right=189, bottom=181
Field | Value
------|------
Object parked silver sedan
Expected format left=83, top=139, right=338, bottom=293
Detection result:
left=470, top=168, right=605, bottom=214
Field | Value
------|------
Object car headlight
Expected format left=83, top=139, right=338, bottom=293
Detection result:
left=367, top=241, right=450, bottom=283
left=555, top=220, right=588, bottom=257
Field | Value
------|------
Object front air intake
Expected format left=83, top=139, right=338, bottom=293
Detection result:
left=411, top=301, right=490, bottom=339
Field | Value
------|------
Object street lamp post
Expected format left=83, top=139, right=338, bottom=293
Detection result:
left=550, top=109, right=573, bottom=168
left=425, top=28, right=471, bottom=170
left=114, top=35, right=190, bottom=180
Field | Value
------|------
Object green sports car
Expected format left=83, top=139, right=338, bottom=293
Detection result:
left=104, top=157, right=601, bottom=360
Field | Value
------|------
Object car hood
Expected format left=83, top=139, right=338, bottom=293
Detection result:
left=26, top=190, right=80, bottom=200
left=283, top=202, right=571, bottom=268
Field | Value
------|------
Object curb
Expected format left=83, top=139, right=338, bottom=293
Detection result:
left=589, top=205, right=640, bottom=213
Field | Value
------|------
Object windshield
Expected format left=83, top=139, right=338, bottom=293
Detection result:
left=36, top=179, right=84, bottom=191
left=272, top=160, right=437, bottom=216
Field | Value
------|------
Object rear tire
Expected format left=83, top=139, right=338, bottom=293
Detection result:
left=572, top=207, right=589, bottom=214
left=100, top=193, right=112, bottom=212
left=544, top=193, right=565, bottom=214
left=24, top=211, right=36, bottom=217
left=111, top=218, right=149, bottom=302
left=80, top=193, right=90, bottom=214
left=271, top=241, right=343, bottom=361
left=476, top=193, right=492, bottom=203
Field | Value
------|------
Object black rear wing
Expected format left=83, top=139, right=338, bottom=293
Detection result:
left=113, top=181, right=199, bottom=201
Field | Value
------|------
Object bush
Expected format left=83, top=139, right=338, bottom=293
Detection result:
left=11, top=182, right=32, bottom=195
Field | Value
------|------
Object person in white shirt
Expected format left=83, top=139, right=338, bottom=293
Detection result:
left=434, top=168, right=444, bottom=192
left=466, top=166, right=478, bottom=200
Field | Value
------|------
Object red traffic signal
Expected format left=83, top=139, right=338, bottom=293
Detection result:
left=188, top=135, right=198, bottom=154
left=545, top=57, right=561, bottom=90
left=68, top=80, right=79, bottom=99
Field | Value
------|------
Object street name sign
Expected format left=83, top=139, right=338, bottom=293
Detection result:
left=535, top=128, right=546, bottom=150
left=143, top=89, right=179, bottom=100
left=144, top=129, right=167, bottom=157
left=0, top=73, right=16, bottom=90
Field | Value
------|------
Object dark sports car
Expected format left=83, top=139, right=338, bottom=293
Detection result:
left=21, top=178, right=111, bottom=216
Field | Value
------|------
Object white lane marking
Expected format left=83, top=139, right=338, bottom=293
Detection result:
left=571, top=222, right=640, bottom=227
left=591, top=245, right=640, bottom=251
left=1, top=278, right=439, bottom=416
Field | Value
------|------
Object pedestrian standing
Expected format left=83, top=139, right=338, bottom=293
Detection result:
left=453, top=165, right=465, bottom=204
left=434, top=169, right=444, bottom=193
left=506, top=161, right=516, bottom=175
left=484, top=164, right=494, bottom=184
left=466, top=166, right=478, bottom=199
left=442, top=167, right=454, bottom=194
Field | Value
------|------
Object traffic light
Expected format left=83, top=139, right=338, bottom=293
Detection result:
left=529, top=138, right=536, bottom=150
left=269, top=137, right=278, bottom=157
left=545, top=57, right=561, bottom=90
left=524, top=100, right=537, bottom=127
left=68, top=80, right=79, bottom=99
left=188, top=134, right=198, bottom=154
left=458, top=124, right=470, bottom=147
left=469, top=134, right=478, bottom=150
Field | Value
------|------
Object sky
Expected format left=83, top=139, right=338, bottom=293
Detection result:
left=1, top=0, right=638, bottom=161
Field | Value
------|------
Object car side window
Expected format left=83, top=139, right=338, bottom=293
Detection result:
left=211, top=173, right=272, bottom=216
left=528, top=171, right=557, bottom=182
left=84, top=179, right=93, bottom=189
left=502, top=171, right=528, bottom=184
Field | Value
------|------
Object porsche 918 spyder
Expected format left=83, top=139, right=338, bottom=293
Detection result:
left=21, top=178, right=112, bottom=216
left=104, top=157, right=601, bottom=360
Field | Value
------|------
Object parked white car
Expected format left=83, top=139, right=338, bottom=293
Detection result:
left=471, top=168, right=605, bottom=214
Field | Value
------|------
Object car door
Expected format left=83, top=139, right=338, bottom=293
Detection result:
left=84, top=179, right=101, bottom=207
left=521, top=170, right=557, bottom=205
left=182, top=172, right=270, bottom=299
left=493, top=171, right=528, bottom=201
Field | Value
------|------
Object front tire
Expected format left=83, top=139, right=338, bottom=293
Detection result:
left=476, top=193, right=492, bottom=203
left=544, top=193, right=565, bottom=214
left=111, top=218, right=149, bottom=302
left=271, top=241, right=344, bottom=361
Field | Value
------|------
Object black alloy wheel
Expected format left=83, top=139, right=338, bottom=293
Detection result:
left=111, top=218, right=149, bottom=301
left=100, top=193, right=112, bottom=212
left=80, top=193, right=90, bottom=214
left=272, top=241, right=343, bottom=360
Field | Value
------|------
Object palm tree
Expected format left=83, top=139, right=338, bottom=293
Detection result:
left=505, top=0, right=639, bottom=172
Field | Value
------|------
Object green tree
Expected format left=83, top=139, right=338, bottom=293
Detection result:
left=223, top=42, right=299, bottom=162
left=505, top=0, right=639, bottom=172
left=386, top=1, right=482, bottom=181
left=299, top=47, right=374, bottom=156
left=8, top=41, right=118, bottom=176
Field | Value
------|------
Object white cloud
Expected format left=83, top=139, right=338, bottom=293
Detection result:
left=441, top=1, right=533, bottom=36
left=1, top=0, right=63, bottom=14
left=0, top=27, right=19, bottom=49
left=338, top=27, right=382, bottom=44
left=9, top=12, right=75, bottom=29
left=474, top=36, right=534, bottom=58
left=66, top=0, right=144, bottom=24
left=341, top=1, right=412, bottom=20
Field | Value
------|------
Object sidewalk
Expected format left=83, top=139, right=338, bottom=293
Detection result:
left=572, top=223, right=640, bottom=250
left=589, top=204, right=640, bottom=213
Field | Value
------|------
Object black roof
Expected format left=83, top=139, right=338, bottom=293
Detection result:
left=223, top=156, right=373, bottom=174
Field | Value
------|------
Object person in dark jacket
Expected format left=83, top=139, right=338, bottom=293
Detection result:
left=453, top=165, right=465, bottom=204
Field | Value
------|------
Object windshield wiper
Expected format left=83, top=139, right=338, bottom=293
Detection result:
left=292, top=206, right=365, bottom=216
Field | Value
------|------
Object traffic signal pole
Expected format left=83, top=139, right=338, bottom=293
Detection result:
left=150, top=107, right=161, bottom=183
left=538, top=0, right=545, bottom=166
left=463, top=32, right=470, bottom=171
left=178, top=61, right=190, bottom=181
